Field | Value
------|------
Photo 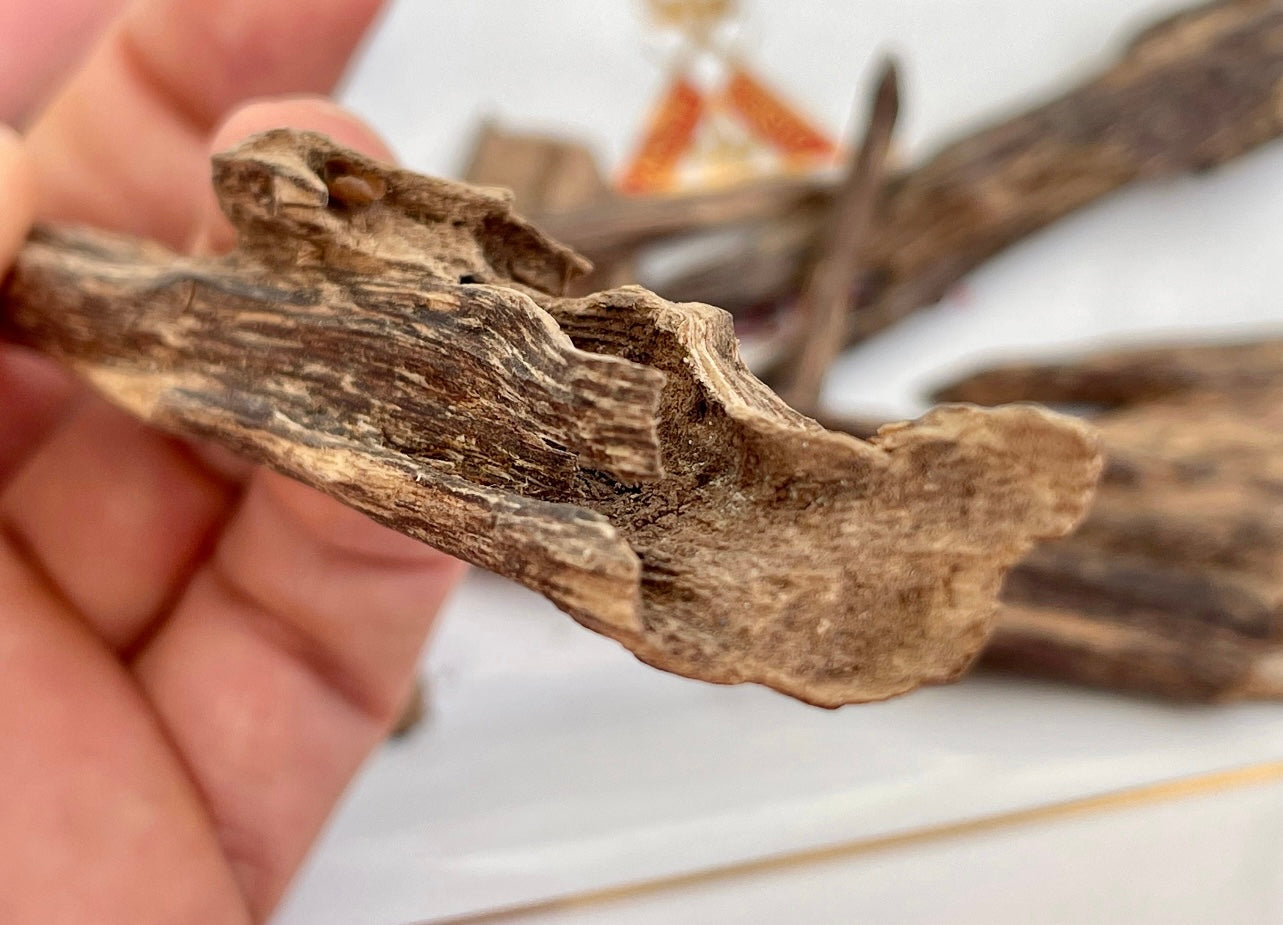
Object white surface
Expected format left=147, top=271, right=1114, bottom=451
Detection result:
left=500, top=772, right=1283, bottom=925
left=276, top=1, right=1283, bottom=922
left=274, top=581, right=1283, bottom=925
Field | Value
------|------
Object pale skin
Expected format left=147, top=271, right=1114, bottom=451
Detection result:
left=0, top=2, right=467, bottom=922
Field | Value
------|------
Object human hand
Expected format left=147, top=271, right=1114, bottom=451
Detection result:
left=0, top=3, right=466, bottom=923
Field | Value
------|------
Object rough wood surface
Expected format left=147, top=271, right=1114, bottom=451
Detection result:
left=938, top=338, right=1283, bottom=702
left=0, top=129, right=1102, bottom=706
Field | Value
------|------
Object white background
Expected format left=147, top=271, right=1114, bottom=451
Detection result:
left=276, top=1, right=1283, bottom=922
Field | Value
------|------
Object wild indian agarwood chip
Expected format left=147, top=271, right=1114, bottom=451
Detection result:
left=1, top=129, right=1102, bottom=706
left=939, top=339, right=1283, bottom=702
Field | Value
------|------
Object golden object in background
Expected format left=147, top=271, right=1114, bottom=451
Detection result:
left=644, top=0, right=739, bottom=35
left=621, top=0, right=836, bottom=194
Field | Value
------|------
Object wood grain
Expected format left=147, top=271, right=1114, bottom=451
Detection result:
left=1, top=130, right=1102, bottom=706
left=939, top=338, right=1283, bottom=701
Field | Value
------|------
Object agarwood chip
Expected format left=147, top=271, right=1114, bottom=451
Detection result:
left=1, top=129, right=1101, bottom=706
left=938, top=338, right=1283, bottom=701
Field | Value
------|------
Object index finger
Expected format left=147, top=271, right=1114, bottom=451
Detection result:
left=0, top=0, right=127, bottom=126
left=24, top=0, right=384, bottom=247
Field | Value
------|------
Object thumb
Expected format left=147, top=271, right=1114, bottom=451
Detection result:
left=190, top=96, right=397, bottom=255
left=0, top=125, right=36, bottom=268
left=0, top=125, right=76, bottom=488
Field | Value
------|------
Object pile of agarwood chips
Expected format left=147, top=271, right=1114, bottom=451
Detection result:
left=464, top=0, right=1283, bottom=704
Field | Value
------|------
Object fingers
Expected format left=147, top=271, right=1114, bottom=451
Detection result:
left=4, top=0, right=385, bottom=520
left=134, top=474, right=464, bottom=919
left=0, top=0, right=128, bottom=126
left=0, top=348, right=76, bottom=487
left=0, top=95, right=388, bottom=653
left=131, top=101, right=465, bottom=918
left=0, top=533, right=250, bottom=924
left=0, top=127, right=77, bottom=486
left=0, top=125, right=36, bottom=266
left=25, top=0, right=384, bottom=244
left=1, top=401, right=239, bottom=650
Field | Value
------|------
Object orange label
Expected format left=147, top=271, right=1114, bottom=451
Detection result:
left=618, top=77, right=705, bottom=195
left=722, top=66, right=836, bottom=161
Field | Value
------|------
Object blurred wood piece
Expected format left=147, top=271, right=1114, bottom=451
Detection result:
left=938, top=338, right=1283, bottom=702
left=0, top=129, right=1102, bottom=707
left=464, top=120, right=610, bottom=217
left=537, top=0, right=1283, bottom=378
left=463, top=122, right=633, bottom=292
left=983, top=604, right=1283, bottom=702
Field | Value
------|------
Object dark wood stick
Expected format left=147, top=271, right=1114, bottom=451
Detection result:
left=1006, top=545, right=1283, bottom=642
left=390, top=678, right=427, bottom=738
left=781, top=60, right=900, bottom=412
left=0, top=129, right=1101, bottom=707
